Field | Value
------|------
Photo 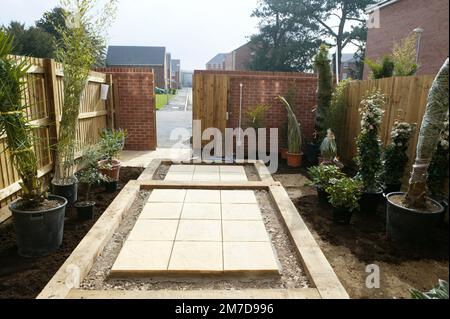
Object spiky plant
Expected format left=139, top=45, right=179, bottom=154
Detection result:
left=0, top=31, right=45, bottom=207
left=406, top=58, right=449, bottom=208
left=320, top=129, right=337, bottom=162
left=314, top=44, right=333, bottom=142
left=365, top=56, right=395, bottom=79
left=278, top=96, right=302, bottom=154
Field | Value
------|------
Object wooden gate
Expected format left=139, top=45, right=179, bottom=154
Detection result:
left=192, top=72, right=229, bottom=146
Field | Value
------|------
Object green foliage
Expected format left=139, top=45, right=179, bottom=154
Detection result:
left=427, top=118, right=449, bottom=196
left=76, top=145, right=106, bottom=201
left=314, top=44, right=333, bottom=141
left=52, top=0, right=117, bottom=185
left=278, top=96, right=302, bottom=154
left=325, top=78, right=350, bottom=143
left=355, top=90, right=385, bottom=192
left=246, top=104, right=271, bottom=129
left=99, top=128, right=127, bottom=163
left=326, top=177, right=363, bottom=211
left=382, top=122, right=415, bottom=185
left=364, top=56, right=394, bottom=79
left=307, top=164, right=346, bottom=190
left=392, top=33, right=418, bottom=76
left=0, top=31, right=45, bottom=207
left=320, top=129, right=337, bottom=162
left=411, top=280, right=449, bottom=299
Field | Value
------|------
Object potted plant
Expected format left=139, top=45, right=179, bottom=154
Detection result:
left=319, top=129, right=338, bottom=165
left=50, top=0, right=117, bottom=206
left=355, top=90, right=385, bottom=214
left=0, top=32, right=67, bottom=257
left=75, top=146, right=106, bottom=220
left=385, top=58, right=448, bottom=244
left=307, top=165, right=346, bottom=205
left=427, top=118, right=449, bottom=223
left=326, top=177, right=363, bottom=224
left=278, top=96, right=303, bottom=167
left=98, top=128, right=127, bottom=191
left=246, top=104, right=271, bottom=158
left=382, top=121, right=415, bottom=195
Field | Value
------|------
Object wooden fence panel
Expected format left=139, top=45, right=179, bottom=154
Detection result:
left=0, top=55, right=114, bottom=223
left=340, top=75, right=436, bottom=187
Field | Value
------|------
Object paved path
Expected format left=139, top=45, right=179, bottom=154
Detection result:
left=157, top=88, right=192, bottom=148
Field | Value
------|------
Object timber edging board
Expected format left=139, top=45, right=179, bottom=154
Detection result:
left=38, top=160, right=348, bottom=299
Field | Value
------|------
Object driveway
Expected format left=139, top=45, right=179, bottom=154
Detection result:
left=156, top=88, right=192, bottom=148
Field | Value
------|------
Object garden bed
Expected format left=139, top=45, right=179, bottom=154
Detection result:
left=0, top=167, right=144, bottom=299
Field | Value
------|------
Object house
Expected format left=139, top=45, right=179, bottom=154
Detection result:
left=225, top=42, right=253, bottom=71
left=206, top=53, right=227, bottom=70
left=106, top=45, right=169, bottom=89
left=181, top=70, right=193, bottom=87
left=364, top=0, right=449, bottom=78
left=171, top=59, right=181, bottom=89
left=340, top=53, right=359, bottom=80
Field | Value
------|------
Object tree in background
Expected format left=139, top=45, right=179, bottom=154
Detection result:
left=314, top=44, right=333, bottom=141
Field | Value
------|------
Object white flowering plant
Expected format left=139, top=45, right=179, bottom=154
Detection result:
left=355, top=91, right=386, bottom=192
left=382, top=121, right=415, bottom=185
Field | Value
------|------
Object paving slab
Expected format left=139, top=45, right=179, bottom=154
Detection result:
left=221, top=204, right=263, bottom=220
left=221, top=190, right=258, bottom=204
left=223, top=242, right=280, bottom=274
left=181, top=203, right=221, bottom=220
left=185, top=189, right=221, bottom=203
left=148, top=189, right=187, bottom=202
left=176, top=220, right=222, bottom=241
left=140, top=203, right=183, bottom=219
left=128, top=220, right=179, bottom=241
left=168, top=242, right=223, bottom=273
left=223, top=220, right=270, bottom=242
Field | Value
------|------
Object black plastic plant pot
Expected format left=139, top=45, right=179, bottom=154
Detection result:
left=386, top=192, right=444, bottom=244
left=316, top=186, right=329, bottom=206
left=430, top=195, right=449, bottom=224
left=75, top=201, right=95, bottom=221
left=51, top=181, right=78, bottom=206
left=305, top=143, right=320, bottom=166
left=9, top=195, right=67, bottom=257
left=359, top=189, right=384, bottom=214
left=104, top=180, right=118, bottom=193
left=383, top=183, right=402, bottom=196
left=332, top=207, right=353, bottom=225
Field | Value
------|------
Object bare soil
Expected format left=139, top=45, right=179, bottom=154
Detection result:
left=389, top=194, right=442, bottom=213
left=80, top=190, right=310, bottom=291
left=0, top=167, right=144, bottom=299
left=14, top=198, right=64, bottom=211
left=273, top=162, right=449, bottom=299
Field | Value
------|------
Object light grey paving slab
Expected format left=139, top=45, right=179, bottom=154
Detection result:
left=181, top=203, right=221, bottom=220
left=222, top=220, right=270, bottom=242
left=140, top=203, right=183, bottom=219
left=185, top=189, right=221, bottom=203
left=128, top=219, right=179, bottom=241
left=168, top=242, right=223, bottom=272
left=148, top=189, right=187, bottom=203
left=176, top=220, right=222, bottom=241
left=221, top=190, right=258, bottom=204
left=221, top=204, right=263, bottom=220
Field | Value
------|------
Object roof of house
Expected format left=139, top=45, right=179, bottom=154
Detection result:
left=341, top=53, right=356, bottom=63
left=366, top=0, right=398, bottom=13
left=206, top=53, right=227, bottom=65
left=171, top=59, right=181, bottom=72
left=106, top=46, right=166, bottom=66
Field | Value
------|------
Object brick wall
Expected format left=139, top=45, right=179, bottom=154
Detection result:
left=364, top=0, right=449, bottom=78
left=96, top=67, right=156, bottom=151
left=197, top=70, right=318, bottom=149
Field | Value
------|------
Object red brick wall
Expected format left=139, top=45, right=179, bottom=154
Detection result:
left=196, top=71, right=317, bottom=149
left=364, top=0, right=449, bottom=78
left=96, top=67, right=156, bottom=151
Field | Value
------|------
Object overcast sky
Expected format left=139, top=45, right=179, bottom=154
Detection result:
left=0, top=0, right=358, bottom=71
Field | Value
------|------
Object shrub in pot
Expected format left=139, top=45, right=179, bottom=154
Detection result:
left=98, top=128, right=127, bottom=181
left=326, top=177, right=362, bottom=225
left=319, top=129, right=343, bottom=168
left=0, top=33, right=67, bottom=257
left=355, top=90, right=386, bottom=214
left=278, top=96, right=303, bottom=167
left=386, top=58, right=448, bottom=244
left=382, top=121, right=415, bottom=195
left=75, top=146, right=106, bottom=220
left=307, top=165, right=346, bottom=205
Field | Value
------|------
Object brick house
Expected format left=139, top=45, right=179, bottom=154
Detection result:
left=364, top=0, right=449, bottom=78
left=340, top=53, right=359, bottom=80
left=206, top=53, right=227, bottom=70
left=106, top=46, right=169, bottom=89
left=225, top=42, right=253, bottom=71
left=171, top=59, right=181, bottom=89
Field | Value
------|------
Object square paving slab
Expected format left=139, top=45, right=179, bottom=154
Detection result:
left=164, top=165, right=248, bottom=182
left=111, top=188, right=280, bottom=277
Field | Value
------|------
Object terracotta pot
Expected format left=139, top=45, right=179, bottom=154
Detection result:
left=286, top=152, right=303, bottom=168
left=280, top=147, right=288, bottom=160
left=98, top=159, right=121, bottom=181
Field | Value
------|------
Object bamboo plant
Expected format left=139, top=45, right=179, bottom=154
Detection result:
left=52, top=0, right=117, bottom=186
left=405, top=58, right=449, bottom=209
left=0, top=31, right=45, bottom=207
left=278, top=96, right=302, bottom=154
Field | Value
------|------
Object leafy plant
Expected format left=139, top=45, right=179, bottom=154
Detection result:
left=98, top=128, right=127, bottom=164
left=278, top=96, right=302, bottom=154
left=326, top=177, right=363, bottom=212
left=246, top=104, right=271, bottom=129
left=76, top=145, right=105, bottom=202
left=307, top=165, right=346, bottom=190
left=382, top=121, right=415, bottom=185
left=411, top=280, right=449, bottom=299
left=355, top=90, right=385, bottom=192
left=427, top=117, right=449, bottom=196
left=393, top=33, right=418, bottom=76
left=326, top=78, right=350, bottom=143
left=406, top=58, right=449, bottom=209
left=52, top=0, right=117, bottom=186
left=365, top=56, right=394, bottom=79
left=0, top=31, right=45, bottom=207
left=320, top=129, right=337, bottom=162
left=314, top=44, right=333, bottom=141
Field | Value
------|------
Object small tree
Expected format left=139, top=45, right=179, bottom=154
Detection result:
left=355, top=90, right=385, bottom=192
left=314, top=44, right=333, bottom=141
left=406, top=58, right=449, bottom=208
left=365, top=56, right=394, bottom=79
left=392, top=33, right=418, bottom=76
left=76, top=145, right=105, bottom=202
left=326, top=78, right=350, bottom=143
left=246, top=104, right=271, bottom=129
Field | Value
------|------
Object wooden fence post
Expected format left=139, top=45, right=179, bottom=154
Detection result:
left=106, top=74, right=115, bottom=129
left=44, top=58, right=60, bottom=169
